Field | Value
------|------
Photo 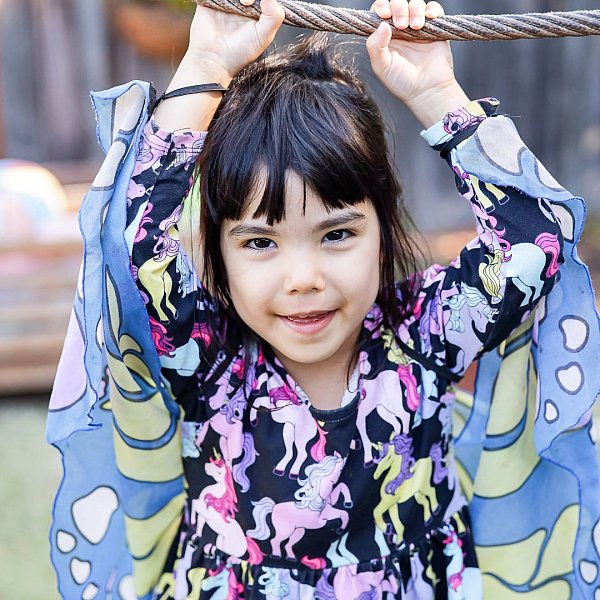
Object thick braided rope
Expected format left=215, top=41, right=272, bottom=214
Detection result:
left=192, top=0, right=600, bottom=41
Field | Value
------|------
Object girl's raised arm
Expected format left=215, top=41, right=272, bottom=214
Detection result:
left=126, top=0, right=285, bottom=406
left=366, top=0, right=565, bottom=378
left=154, top=0, right=285, bottom=131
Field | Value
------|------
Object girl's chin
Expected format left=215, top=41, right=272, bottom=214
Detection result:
left=269, top=341, right=339, bottom=368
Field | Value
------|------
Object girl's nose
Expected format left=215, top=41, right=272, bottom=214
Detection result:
left=283, top=255, right=326, bottom=294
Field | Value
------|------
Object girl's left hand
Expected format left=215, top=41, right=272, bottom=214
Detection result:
left=366, top=0, right=456, bottom=106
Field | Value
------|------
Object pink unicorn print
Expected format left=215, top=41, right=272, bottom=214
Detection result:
left=357, top=370, right=413, bottom=466
left=190, top=454, right=263, bottom=565
left=249, top=375, right=327, bottom=478
left=148, top=316, right=176, bottom=356
left=248, top=454, right=352, bottom=560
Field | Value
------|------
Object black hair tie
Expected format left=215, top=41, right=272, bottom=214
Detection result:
left=150, top=83, right=229, bottom=115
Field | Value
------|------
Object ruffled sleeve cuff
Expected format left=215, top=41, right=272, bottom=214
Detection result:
left=420, top=98, right=500, bottom=156
left=141, top=119, right=208, bottom=161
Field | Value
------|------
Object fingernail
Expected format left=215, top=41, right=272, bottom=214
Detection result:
left=398, top=17, right=407, bottom=27
left=410, top=18, right=420, bottom=27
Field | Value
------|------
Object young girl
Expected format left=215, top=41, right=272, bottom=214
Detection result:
left=48, top=0, right=600, bottom=598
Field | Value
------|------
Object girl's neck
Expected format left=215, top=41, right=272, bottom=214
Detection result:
left=271, top=329, right=360, bottom=411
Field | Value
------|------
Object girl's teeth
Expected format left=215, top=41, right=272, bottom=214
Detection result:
left=287, top=313, right=326, bottom=322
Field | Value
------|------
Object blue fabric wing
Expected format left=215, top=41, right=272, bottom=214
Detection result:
left=454, top=116, right=600, bottom=599
left=47, top=81, right=184, bottom=600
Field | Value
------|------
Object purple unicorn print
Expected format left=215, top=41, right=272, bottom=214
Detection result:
left=429, top=442, right=448, bottom=485
left=249, top=378, right=326, bottom=478
left=376, top=434, right=415, bottom=495
left=331, top=564, right=399, bottom=599
left=232, top=432, right=257, bottom=493
left=194, top=387, right=246, bottom=464
left=220, top=394, right=246, bottom=425
left=247, top=454, right=352, bottom=560
left=442, top=283, right=499, bottom=373
left=442, top=106, right=485, bottom=136
left=190, top=454, right=264, bottom=565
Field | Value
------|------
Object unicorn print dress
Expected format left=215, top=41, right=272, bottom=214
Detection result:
left=47, top=83, right=600, bottom=600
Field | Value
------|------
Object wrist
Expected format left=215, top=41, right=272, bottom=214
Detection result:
left=406, top=82, right=471, bottom=129
left=168, top=51, right=234, bottom=91
left=153, top=53, right=234, bottom=132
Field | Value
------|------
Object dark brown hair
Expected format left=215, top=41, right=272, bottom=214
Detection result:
left=195, top=33, right=424, bottom=381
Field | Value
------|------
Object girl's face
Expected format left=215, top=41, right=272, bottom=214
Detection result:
left=220, top=170, right=381, bottom=373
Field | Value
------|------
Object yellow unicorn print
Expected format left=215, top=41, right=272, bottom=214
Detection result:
left=373, top=434, right=440, bottom=541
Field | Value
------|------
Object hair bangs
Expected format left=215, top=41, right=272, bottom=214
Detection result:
left=202, top=69, right=376, bottom=228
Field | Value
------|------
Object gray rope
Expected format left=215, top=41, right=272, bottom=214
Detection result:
left=191, top=0, right=600, bottom=41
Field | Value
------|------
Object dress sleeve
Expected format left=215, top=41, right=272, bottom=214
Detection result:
left=127, top=120, right=218, bottom=404
left=399, top=99, right=565, bottom=380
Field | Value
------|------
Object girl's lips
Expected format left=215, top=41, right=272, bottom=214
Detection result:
left=279, top=310, right=336, bottom=334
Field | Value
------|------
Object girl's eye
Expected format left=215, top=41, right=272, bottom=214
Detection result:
left=245, top=238, right=275, bottom=252
left=323, top=229, right=353, bottom=243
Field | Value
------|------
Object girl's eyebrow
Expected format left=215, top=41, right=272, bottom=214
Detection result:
left=314, top=211, right=367, bottom=234
left=227, top=210, right=366, bottom=238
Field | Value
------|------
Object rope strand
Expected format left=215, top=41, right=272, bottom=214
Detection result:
left=191, top=0, right=600, bottom=41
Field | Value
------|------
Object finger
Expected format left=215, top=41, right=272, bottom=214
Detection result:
left=425, top=1, right=444, bottom=18
left=371, top=0, right=392, bottom=20
left=255, top=0, right=285, bottom=41
left=408, top=0, right=426, bottom=29
left=366, top=21, right=393, bottom=75
left=389, top=0, right=408, bottom=29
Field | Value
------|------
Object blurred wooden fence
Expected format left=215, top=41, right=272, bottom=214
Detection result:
left=1, top=0, right=599, bottom=227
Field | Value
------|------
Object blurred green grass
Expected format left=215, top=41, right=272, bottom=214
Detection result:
left=0, top=398, right=61, bottom=598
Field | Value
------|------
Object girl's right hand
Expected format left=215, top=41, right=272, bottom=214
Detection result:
left=186, top=0, right=286, bottom=82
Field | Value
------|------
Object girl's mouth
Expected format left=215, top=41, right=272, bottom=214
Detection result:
left=279, top=310, right=336, bottom=334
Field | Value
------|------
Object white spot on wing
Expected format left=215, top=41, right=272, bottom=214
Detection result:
left=56, top=530, right=76, bottom=553
left=535, top=158, right=563, bottom=190
left=550, top=204, right=575, bottom=242
left=70, top=558, right=91, bottom=584
left=92, top=141, right=127, bottom=189
left=556, top=363, right=584, bottom=394
left=82, top=582, right=99, bottom=599
left=544, top=400, right=558, bottom=423
left=579, top=560, right=598, bottom=584
left=119, top=575, right=137, bottom=600
left=560, top=317, right=589, bottom=352
left=72, top=487, right=118, bottom=544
